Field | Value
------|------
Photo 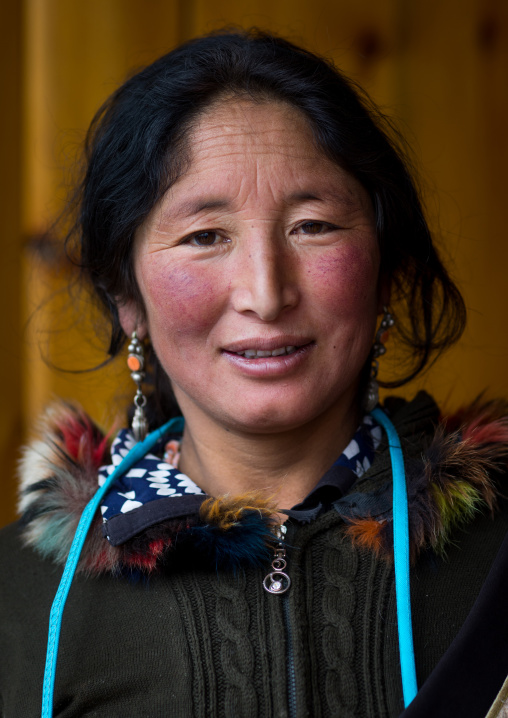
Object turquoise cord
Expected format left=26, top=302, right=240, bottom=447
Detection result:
left=41, top=416, right=184, bottom=718
left=42, top=409, right=417, bottom=714
left=372, top=407, right=418, bottom=707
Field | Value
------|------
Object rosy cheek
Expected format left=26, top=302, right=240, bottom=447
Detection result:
left=139, top=260, right=224, bottom=334
left=308, top=245, right=379, bottom=312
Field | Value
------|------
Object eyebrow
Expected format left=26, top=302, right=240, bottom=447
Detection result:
left=169, top=190, right=358, bottom=219
left=169, top=198, right=231, bottom=219
left=286, top=191, right=357, bottom=207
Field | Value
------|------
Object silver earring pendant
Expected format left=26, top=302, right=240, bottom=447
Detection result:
left=127, top=331, right=148, bottom=442
left=364, top=306, right=395, bottom=412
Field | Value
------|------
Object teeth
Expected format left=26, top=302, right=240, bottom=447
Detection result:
left=238, top=346, right=297, bottom=358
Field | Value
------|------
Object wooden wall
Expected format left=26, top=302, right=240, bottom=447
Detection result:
left=0, top=2, right=23, bottom=527
left=1, top=0, right=507, bottom=526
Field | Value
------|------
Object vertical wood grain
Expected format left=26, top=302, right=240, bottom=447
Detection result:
left=0, top=2, right=24, bottom=526
left=1, top=0, right=507, bottom=526
left=22, top=0, right=183, bottom=437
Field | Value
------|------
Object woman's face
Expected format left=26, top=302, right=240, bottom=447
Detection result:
left=121, top=99, right=385, bottom=434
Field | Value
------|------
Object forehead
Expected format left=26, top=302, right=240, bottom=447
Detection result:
left=187, top=97, right=318, bottom=159
left=163, top=98, right=371, bottom=214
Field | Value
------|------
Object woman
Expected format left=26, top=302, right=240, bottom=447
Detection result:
left=1, top=29, right=508, bottom=718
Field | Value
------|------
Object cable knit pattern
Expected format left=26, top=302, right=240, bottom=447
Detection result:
left=355, top=549, right=397, bottom=716
left=370, top=557, right=397, bottom=713
left=6, top=394, right=508, bottom=716
left=321, top=528, right=359, bottom=715
left=171, top=573, right=217, bottom=717
left=215, top=572, right=257, bottom=718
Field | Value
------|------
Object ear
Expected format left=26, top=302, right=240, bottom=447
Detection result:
left=117, top=300, right=148, bottom=340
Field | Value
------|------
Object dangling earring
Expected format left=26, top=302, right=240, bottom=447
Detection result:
left=127, top=331, right=148, bottom=442
left=364, top=306, right=395, bottom=412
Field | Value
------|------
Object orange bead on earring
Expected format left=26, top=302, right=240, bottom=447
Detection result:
left=128, top=331, right=148, bottom=442
left=127, top=354, right=143, bottom=372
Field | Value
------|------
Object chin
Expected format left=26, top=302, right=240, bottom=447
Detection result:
left=218, top=397, right=339, bottom=435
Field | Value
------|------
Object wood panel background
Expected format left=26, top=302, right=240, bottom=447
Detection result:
left=1, top=0, right=507, bottom=526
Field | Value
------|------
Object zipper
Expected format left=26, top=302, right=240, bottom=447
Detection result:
left=283, top=592, right=297, bottom=718
left=263, top=522, right=297, bottom=718
left=263, top=523, right=291, bottom=594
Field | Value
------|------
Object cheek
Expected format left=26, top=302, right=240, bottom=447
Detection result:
left=307, top=245, right=379, bottom=315
left=138, top=259, right=224, bottom=335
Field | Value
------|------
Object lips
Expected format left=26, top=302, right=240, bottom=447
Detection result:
left=222, top=340, right=314, bottom=378
left=222, top=337, right=313, bottom=356
left=234, top=346, right=297, bottom=358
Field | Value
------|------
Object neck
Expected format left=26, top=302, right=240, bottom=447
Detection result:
left=176, top=395, right=362, bottom=510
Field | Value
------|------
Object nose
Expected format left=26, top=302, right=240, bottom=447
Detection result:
left=230, top=235, right=299, bottom=321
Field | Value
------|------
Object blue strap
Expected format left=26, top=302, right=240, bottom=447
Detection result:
left=42, top=410, right=417, bottom=714
left=372, top=407, right=418, bottom=707
left=41, top=416, right=184, bottom=718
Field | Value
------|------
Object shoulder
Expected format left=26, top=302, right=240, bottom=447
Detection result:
left=16, top=402, right=121, bottom=574
left=339, top=391, right=508, bottom=563
left=0, top=519, right=62, bottom=594
left=18, top=401, right=109, bottom=517
left=15, top=402, right=277, bottom=577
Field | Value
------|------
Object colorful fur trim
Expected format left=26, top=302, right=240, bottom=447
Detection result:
left=343, top=399, right=508, bottom=563
left=17, top=397, right=508, bottom=574
left=18, top=403, right=118, bottom=575
left=18, top=404, right=279, bottom=576
left=199, top=494, right=278, bottom=530
left=108, top=495, right=278, bottom=575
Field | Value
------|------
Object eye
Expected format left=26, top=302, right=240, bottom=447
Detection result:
left=293, top=221, right=337, bottom=235
left=186, top=231, right=225, bottom=247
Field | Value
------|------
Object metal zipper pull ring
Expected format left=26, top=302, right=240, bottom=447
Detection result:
left=263, top=526, right=291, bottom=594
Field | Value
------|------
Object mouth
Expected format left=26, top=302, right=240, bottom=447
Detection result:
left=231, top=345, right=300, bottom=359
left=222, top=339, right=315, bottom=360
left=221, top=340, right=315, bottom=376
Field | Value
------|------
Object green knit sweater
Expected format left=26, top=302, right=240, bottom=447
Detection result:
left=1, top=394, right=508, bottom=717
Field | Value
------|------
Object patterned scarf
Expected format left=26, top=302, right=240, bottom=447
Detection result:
left=98, top=414, right=382, bottom=522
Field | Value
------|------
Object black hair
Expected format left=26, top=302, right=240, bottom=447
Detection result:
left=69, top=28, right=466, bottom=425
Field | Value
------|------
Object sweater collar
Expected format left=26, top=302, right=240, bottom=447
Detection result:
left=99, top=414, right=382, bottom=546
left=20, top=391, right=508, bottom=576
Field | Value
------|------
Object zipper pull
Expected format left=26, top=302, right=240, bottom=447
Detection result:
left=263, top=523, right=291, bottom=594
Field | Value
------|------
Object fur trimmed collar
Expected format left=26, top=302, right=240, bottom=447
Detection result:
left=17, top=394, right=508, bottom=576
